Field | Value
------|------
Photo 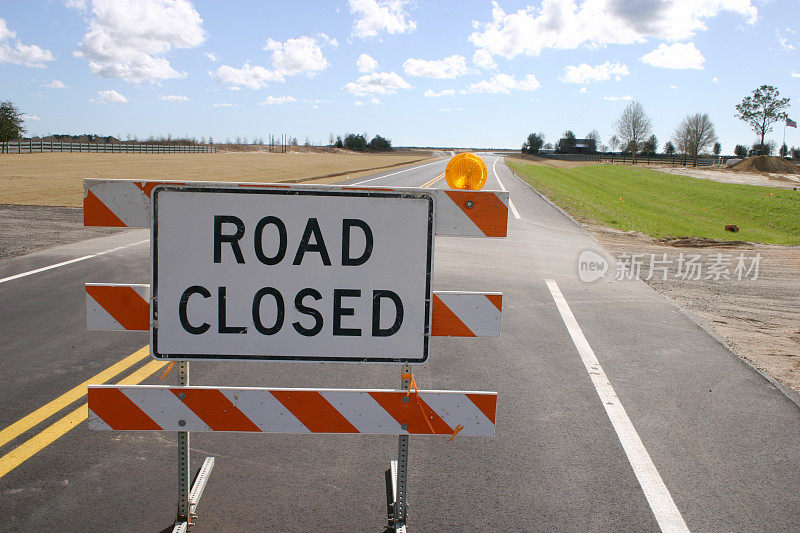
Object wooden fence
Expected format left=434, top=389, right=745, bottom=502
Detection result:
left=1, top=141, right=216, bottom=154
left=526, top=152, right=730, bottom=167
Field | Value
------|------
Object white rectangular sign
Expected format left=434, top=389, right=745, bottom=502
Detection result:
left=151, top=186, right=434, bottom=362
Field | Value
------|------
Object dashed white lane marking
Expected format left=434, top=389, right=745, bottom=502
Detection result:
left=546, top=279, right=690, bottom=533
left=492, top=157, right=521, bottom=220
left=348, top=160, right=445, bottom=185
left=0, top=239, right=149, bottom=285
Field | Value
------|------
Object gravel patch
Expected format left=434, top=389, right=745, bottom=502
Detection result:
left=0, top=204, right=126, bottom=260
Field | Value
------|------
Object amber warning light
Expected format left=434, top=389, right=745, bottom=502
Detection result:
left=445, top=153, right=487, bottom=191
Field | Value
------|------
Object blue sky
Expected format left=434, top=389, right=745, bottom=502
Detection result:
left=1, top=0, right=798, bottom=152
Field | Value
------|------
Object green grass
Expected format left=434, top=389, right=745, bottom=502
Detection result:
left=506, top=160, right=800, bottom=245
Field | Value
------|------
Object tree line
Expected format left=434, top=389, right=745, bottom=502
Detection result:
left=521, top=85, right=796, bottom=164
left=330, top=132, right=393, bottom=152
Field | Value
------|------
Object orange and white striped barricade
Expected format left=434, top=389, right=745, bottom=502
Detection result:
left=84, top=174, right=508, bottom=532
left=83, top=178, right=509, bottom=238
left=88, top=386, right=497, bottom=436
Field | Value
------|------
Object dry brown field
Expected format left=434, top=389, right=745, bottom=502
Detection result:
left=0, top=151, right=433, bottom=207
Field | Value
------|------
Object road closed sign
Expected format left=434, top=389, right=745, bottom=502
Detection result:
left=151, top=186, right=434, bottom=362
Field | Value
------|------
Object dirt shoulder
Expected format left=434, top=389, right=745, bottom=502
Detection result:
left=0, top=204, right=126, bottom=259
left=655, top=165, right=800, bottom=189
left=589, top=224, right=800, bottom=395
left=0, top=151, right=433, bottom=207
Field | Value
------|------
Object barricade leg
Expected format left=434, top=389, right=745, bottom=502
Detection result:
left=386, top=364, right=411, bottom=532
left=172, top=361, right=215, bottom=532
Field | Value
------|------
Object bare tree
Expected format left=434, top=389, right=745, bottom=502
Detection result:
left=608, top=134, right=620, bottom=152
left=613, top=101, right=652, bottom=162
left=673, top=113, right=717, bottom=167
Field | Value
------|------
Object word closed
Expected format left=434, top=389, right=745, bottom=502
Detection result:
left=152, top=187, right=434, bottom=362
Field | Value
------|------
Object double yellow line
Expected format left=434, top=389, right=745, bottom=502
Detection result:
left=0, top=346, right=166, bottom=479
left=420, top=172, right=445, bottom=189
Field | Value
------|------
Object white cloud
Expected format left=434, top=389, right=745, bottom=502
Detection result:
left=579, top=87, right=589, bottom=94
left=43, top=80, right=67, bottom=89
left=213, top=34, right=334, bottom=89
left=0, top=18, right=13, bottom=41
left=22, top=114, right=41, bottom=121
left=90, top=89, right=127, bottom=103
left=204, top=51, right=218, bottom=62
left=357, top=53, right=378, bottom=73
left=473, top=49, right=497, bottom=69
left=469, top=1, right=756, bottom=65
left=354, top=97, right=383, bottom=106
left=349, top=0, right=416, bottom=39
left=792, top=71, right=800, bottom=78
left=71, top=0, right=206, bottom=83
left=603, top=95, right=633, bottom=101
left=260, top=95, right=297, bottom=105
left=159, top=94, right=189, bottom=101
left=343, top=71, right=411, bottom=96
left=641, top=42, right=705, bottom=69
left=712, top=76, right=719, bottom=82
left=561, top=61, right=629, bottom=84
left=211, top=63, right=284, bottom=89
left=263, top=34, right=335, bottom=77
left=0, top=18, right=55, bottom=68
left=403, top=55, right=468, bottom=79
left=462, top=73, right=540, bottom=94
left=212, top=102, right=239, bottom=108
left=424, top=89, right=455, bottom=97
left=669, top=84, right=679, bottom=89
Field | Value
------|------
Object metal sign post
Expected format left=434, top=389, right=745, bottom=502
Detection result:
left=84, top=178, right=507, bottom=531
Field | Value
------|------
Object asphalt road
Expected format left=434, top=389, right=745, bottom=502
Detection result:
left=1, top=155, right=799, bottom=531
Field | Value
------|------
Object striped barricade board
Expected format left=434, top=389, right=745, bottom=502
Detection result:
left=88, top=386, right=497, bottom=436
left=86, top=284, right=502, bottom=338
left=84, top=179, right=509, bottom=238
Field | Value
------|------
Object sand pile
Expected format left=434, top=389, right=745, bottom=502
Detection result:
left=730, top=155, right=800, bottom=174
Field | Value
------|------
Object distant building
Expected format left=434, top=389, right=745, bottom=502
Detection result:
left=557, top=138, right=596, bottom=154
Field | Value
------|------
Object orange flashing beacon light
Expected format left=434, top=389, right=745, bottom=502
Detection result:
left=445, top=153, right=487, bottom=190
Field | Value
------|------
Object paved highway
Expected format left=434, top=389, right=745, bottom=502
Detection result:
left=1, top=155, right=799, bottom=531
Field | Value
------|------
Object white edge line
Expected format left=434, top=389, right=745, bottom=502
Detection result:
left=0, top=239, right=149, bottom=285
left=492, top=157, right=521, bottom=220
left=348, top=159, right=444, bottom=185
left=545, top=279, right=689, bottom=533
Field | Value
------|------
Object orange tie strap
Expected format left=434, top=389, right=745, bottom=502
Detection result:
left=159, top=361, right=175, bottom=380
left=400, top=372, right=463, bottom=440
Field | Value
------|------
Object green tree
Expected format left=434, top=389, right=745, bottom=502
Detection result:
left=522, top=132, right=544, bottom=154
left=790, top=146, right=800, bottom=159
left=640, top=134, right=658, bottom=155
left=779, top=143, right=788, bottom=157
left=343, top=133, right=367, bottom=151
left=0, top=100, right=26, bottom=142
left=368, top=134, right=392, bottom=151
left=559, top=130, right=576, bottom=153
left=334, top=135, right=343, bottom=148
left=713, top=142, right=721, bottom=156
left=734, top=144, right=748, bottom=157
left=734, top=85, right=790, bottom=151
left=664, top=141, right=675, bottom=155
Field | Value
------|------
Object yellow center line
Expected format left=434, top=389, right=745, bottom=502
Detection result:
left=0, top=351, right=166, bottom=480
left=0, top=346, right=149, bottom=448
left=420, top=172, right=445, bottom=188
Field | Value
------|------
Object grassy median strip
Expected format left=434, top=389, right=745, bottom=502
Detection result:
left=507, top=160, right=800, bottom=245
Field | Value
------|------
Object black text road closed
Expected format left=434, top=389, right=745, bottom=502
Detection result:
left=151, top=186, right=434, bottom=362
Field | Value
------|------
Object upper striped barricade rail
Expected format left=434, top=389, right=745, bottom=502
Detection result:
left=82, top=179, right=509, bottom=238
left=86, top=284, right=502, bottom=338
left=88, top=385, right=497, bottom=436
